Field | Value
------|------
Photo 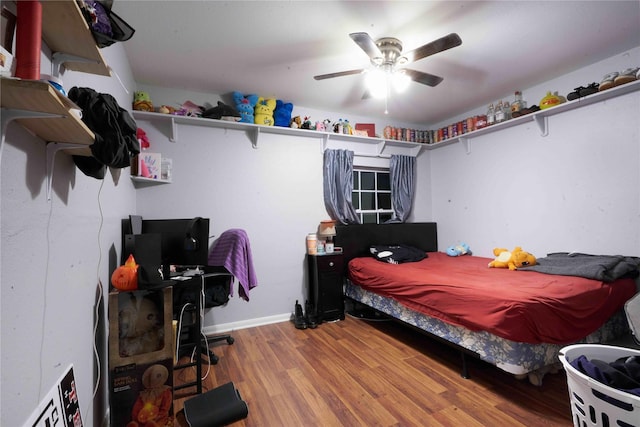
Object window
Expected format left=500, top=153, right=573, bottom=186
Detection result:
left=352, top=168, right=393, bottom=224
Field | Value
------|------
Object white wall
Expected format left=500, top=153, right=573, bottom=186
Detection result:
left=429, top=48, right=640, bottom=258
left=1, top=44, right=137, bottom=426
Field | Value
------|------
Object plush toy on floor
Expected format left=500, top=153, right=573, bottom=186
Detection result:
left=488, top=247, right=537, bottom=270
left=254, top=97, right=276, bottom=126
left=446, top=243, right=471, bottom=257
left=129, top=364, right=172, bottom=427
left=233, top=91, right=258, bottom=123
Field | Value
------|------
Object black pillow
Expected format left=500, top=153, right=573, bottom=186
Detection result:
left=370, top=244, right=427, bottom=264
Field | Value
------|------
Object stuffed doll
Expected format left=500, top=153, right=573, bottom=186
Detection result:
left=129, top=364, right=172, bottom=427
left=118, top=295, right=164, bottom=357
left=233, top=91, right=258, bottom=123
left=488, top=247, right=536, bottom=270
left=254, top=97, right=276, bottom=126
left=274, top=100, right=293, bottom=127
left=446, top=243, right=471, bottom=257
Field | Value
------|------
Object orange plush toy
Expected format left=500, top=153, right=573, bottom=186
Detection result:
left=488, top=247, right=537, bottom=270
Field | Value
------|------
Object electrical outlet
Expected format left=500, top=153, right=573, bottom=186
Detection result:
left=23, top=365, right=83, bottom=427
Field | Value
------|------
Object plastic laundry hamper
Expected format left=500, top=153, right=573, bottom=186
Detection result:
left=559, top=344, right=640, bottom=427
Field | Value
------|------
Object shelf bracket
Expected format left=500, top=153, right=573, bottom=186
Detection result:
left=322, top=133, right=331, bottom=152
left=247, top=127, right=259, bottom=149
left=459, top=137, right=471, bottom=154
left=51, top=52, right=100, bottom=78
left=169, top=117, right=178, bottom=143
left=1, top=108, right=66, bottom=162
left=533, top=114, right=549, bottom=137
left=46, top=142, right=87, bottom=201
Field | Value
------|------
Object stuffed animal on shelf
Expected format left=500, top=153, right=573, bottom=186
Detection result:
left=233, top=91, right=259, bottom=123
left=118, top=294, right=164, bottom=357
left=136, top=128, right=150, bottom=150
left=129, top=364, right=172, bottom=427
left=290, top=115, right=302, bottom=128
left=202, top=101, right=241, bottom=121
left=157, top=105, right=176, bottom=114
left=446, top=243, right=471, bottom=257
left=254, top=97, right=276, bottom=126
left=488, top=247, right=537, bottom=270
left=132, top=91, right=153, bottom=112
left=274, top=100, right=293, bottom=127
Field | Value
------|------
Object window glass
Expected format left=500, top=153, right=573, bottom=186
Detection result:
left=352, top=168, right=393, bottom=224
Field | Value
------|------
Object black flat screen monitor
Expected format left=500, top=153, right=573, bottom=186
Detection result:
left=141, top=217, right=210, bottom=276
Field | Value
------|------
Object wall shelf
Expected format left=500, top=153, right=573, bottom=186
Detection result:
left=41, top=0, right=111, bottom=77
left=425, top=79, right=640, bottom=153
left=0, top=0, right=114, bottom=201
left=130, top=176, right=172, bottom=185
left=132, top=111, right=425, bottom=157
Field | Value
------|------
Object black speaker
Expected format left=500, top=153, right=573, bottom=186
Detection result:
left=184, top=217, right=202, bottom=251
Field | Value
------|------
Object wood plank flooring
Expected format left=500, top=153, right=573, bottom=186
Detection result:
left=173, top=316, right=572, bottom=426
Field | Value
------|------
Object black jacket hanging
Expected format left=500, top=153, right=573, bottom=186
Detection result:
left=68, top=86, right=140, bottom=179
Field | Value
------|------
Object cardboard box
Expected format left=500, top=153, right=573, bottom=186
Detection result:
left=109, top=288, right=174, bottom=427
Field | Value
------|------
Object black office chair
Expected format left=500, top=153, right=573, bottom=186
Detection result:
left=200, top=267, right=235, bottom=364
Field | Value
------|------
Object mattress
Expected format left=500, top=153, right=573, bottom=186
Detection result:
left=347, top=252, right=637, bottom=344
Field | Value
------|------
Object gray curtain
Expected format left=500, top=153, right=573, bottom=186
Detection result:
left=387, top=154, right=416, bottom=223
left=323, top=149, right=360, bottom=225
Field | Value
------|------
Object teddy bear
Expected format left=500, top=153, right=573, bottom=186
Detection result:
left=274, top=100, right=293, bottom=127
left=488, top=247, right=537, bottom=270
left=446, top=243, right=471, bottom=257
left=118, top=294, right=164, bottom=357
left=254, top=97, right=276, bottom=126
left=133, top=91, right=153, bottom=112
left=290, top=115, right=302, bottom=129
left=128, top=364, right=172, bottom=427
left=233, top=91, right=258, bottom=123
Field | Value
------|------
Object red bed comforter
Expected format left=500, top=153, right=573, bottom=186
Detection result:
left=348, top=252, right=637, bottom=344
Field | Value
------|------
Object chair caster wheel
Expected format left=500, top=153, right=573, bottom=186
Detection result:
left=227, top=337, right=235, bottom=345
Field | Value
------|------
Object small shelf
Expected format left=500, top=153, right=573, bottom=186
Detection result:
left=425, top=79, right=640, bottom=153
left=41, top=0, right=110, bottom=76
left=130, top=176, right=172, bottom=185
left=132, top=111, right=425, bottom=157
left=1, top=77, right=94, bottom=154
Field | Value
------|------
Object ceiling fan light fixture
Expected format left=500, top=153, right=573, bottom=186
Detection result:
left=365, top=68, right=387, bottom=99
left=392, top=70, right=411, bottom=93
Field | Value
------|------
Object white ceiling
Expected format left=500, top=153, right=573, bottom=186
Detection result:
left=113, top=1, right=640, bottom=125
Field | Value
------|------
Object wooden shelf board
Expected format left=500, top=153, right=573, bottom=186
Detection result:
left=2, top=77, right=95, bottom=149
left=41, top=0, right=110, bottom=76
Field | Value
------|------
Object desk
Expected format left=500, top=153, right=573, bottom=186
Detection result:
left=172, top=272, right=233, bottom=395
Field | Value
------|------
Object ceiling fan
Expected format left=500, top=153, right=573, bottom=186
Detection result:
left=314, top=32, right=462, bottom=98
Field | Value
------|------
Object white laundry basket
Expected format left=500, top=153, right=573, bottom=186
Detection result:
left=559, top=344, right=640, bottom=427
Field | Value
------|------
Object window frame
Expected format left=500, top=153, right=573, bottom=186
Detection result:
left=352, top=166, right=393, bottom=224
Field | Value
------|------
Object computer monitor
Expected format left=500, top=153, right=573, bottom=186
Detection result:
left=142, top=217, right=210, bottom=274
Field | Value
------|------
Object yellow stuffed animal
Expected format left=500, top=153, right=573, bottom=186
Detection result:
left=488, top=247, right=537, bottom=270
left=254, top=97, right=276, bottom=126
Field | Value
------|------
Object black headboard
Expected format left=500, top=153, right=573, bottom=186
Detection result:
left=334, top=222, right=438, bottom=269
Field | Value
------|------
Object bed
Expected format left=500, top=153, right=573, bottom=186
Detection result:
left=334, top=222, right=638, bottom=385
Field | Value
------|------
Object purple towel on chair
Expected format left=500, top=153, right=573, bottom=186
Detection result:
left=207, top=229, right=258, bottom=301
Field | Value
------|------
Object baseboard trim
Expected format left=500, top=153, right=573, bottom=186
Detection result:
left=202, top=313, right=291, bottom=336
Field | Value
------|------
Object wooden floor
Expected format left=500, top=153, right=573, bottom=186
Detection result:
left=172, top=316, right=573, bottom=426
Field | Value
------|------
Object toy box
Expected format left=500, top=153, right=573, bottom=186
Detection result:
left=109, top=287, right=174, bottom=427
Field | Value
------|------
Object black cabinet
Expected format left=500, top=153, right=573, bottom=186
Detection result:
left=307, top=253, right=345, bottom=322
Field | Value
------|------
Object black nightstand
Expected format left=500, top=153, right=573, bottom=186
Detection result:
left=307, top=253, right=345, bottom=322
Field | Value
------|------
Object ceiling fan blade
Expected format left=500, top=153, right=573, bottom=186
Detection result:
left=349, top=32, right=383, bottom=61
left=314, top=69, right=365, bottom=80
left=403, top=69, right=444, bottom=87
left=403, top=33, right=462, bottom=64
